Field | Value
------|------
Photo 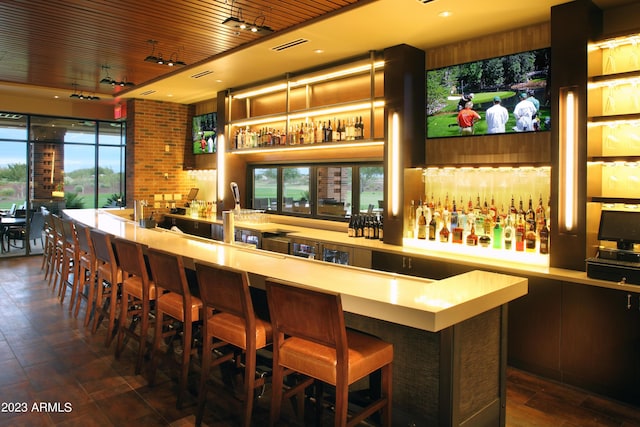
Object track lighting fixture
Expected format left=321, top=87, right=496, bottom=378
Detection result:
left=221, top=1, right=274, bottom=35
left=99, top=65, right=135, bottom=87
left=69, top=84, right=100, bottom=101
left=144, top=40, right=187, bottom=66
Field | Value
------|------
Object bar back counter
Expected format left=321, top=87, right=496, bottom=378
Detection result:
left=66, top=208, right=527, bottom=426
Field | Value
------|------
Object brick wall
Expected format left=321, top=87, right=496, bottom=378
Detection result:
left=125, top=98, right=195, bottom=213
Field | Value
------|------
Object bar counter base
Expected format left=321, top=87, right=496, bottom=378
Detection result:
left=345, top=305, right=506, bottom=427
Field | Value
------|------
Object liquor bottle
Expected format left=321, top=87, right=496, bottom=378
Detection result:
left=450, top=199, right=459, bottom=230
left=315, top=121, right=323, bottom=144
left=474, top=195, right=484, bottom=235
left=363, top=216, right=370, bottom=239
left=407, top=200, right=416, bottom=238
left=347, top=215, right=355, bottom=237
left=428, top=212, right=437, bottom=241
left=417, top=211, right=427, bottom=240
left=536, top=194, right=546, bottom=231
left=336, top=119, right=342, bottom=141
left=415, top=199, right=423, bottom=238
left=439, top=220, right=450, bottom=243
left=356, top=116, right=363, bottom=139
left=331, top=118, right=338, bottom=142
left=504, top=215, right=514, bottom=250
left=509, top=195, right=517, bottom=223
left=493, top=216, right=503, bottom=249
left=466, top=223, right=479, bottom=246
left=489, top=195, right=497, bottom=221
left=378, top=216, right=384, bottom=241
left=321, top=121, right=327, bottom=142
left=515, top=212, right=525, bottom=252
left=525, top=221, right=537, bottom=252
left=458, top=197, right=467, bottom=232
left=526, top=196, right=535, bottom=229
left=372, top=216, right=379, bottom=240
left=539, top=219, right=549, bottom=254
left=356, top=215, right=363, bottom=238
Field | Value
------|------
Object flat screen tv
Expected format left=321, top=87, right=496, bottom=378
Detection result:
left=598, top=210, right=640, bottom=251
left=426, top=48, right=551, bottom=138
left=192, top=112, right=217, bottom=154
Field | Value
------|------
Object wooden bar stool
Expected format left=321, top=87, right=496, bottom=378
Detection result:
left=58, top=217, right=79, bottom=306
left=71, top=222, right=96, bottom=324
left=113, top=238, right=159, bottom=375
left=89, top=229, right=122, bottom=347
left=265, top=278, right=393, bottom=427
left=194, top=261, right=272, bottom=427
left=41, top=209, right=55, bottom=279
left=146, top=247, right=202, bottom=409
left=48, top=214, right=66, bottom=292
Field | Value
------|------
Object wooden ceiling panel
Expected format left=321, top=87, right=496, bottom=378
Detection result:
left=0, top=0, right=359, bottom=96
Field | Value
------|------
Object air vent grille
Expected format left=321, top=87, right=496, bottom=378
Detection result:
left=191, top=70, right=214, bottom=79
left=417, top=0, right=434, bottom=3
left=271, top=38, right=309, bottom=52
left=140, top=90, right=156, bottom=96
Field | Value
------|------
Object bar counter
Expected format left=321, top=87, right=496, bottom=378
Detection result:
left=66, top=208, right=527, bottom=426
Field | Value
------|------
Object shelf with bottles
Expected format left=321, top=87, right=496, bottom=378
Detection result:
left=228, top=55, right=384, bottom=153
left=231, top=104, right=384, bottom=151
left=402, top=166, right=551, bottom=266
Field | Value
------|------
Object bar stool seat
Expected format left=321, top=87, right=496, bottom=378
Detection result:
left=266, top=278, right=393, bottom=427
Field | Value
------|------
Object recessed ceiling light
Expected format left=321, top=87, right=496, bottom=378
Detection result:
left=313, top=49, right=324, bottom=54
left=54, top=95, right=59, bottom=99
left=438, top=11, right=452, bottom=17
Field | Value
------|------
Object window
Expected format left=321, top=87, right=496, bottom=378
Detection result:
left=282, top=167, right=310, bottom=215
left=252, top=167, right=277, bottom=211
left=248, top=162, right=382, bottom=221
left=317, top=166, right=352, bottom=217
left=359, top=166, right=384, bottom=214
left=0, top=112, right=125, bottom=212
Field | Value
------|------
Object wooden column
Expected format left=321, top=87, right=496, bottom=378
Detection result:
left=550, top=0, right=602, bottom=270
left=383, top=44, right=426, bottom=245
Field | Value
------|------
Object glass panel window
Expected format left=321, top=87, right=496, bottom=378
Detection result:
left=64, top=144, right=96, bottom=208
left=98, top=146, right=125, bottom=207
left=359, top=166, right=384, bottom=214
left=0, top=141, right=27, bottom=210
left=252, top=167, right=277, bottom=211
left=0, top=113, right=27, bottom=141
left=317, top=166, right=352, bottom=218
left=282, top=167, right=310, bottom=215
left=98, top=122, right=124, bottom=145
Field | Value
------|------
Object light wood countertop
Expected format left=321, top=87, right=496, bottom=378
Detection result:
left=66, top=209, right=527, bottom=332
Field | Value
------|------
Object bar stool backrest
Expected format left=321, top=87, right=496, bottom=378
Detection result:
left=90, top=228, right=117, bottom=266
left=146, top=247, right=189, bottom=297
left=195, top=262, right=254, bottom=321
left=265, top=278, right=348, bottom=358
left=74, top=222, right=93, bottom=256
left=61, top=218, right=77, bottom=248
left=112, top=238, right=151, bottom=285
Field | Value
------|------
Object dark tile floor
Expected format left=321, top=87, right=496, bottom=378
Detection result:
left=2, top=255, right=640, bottom=426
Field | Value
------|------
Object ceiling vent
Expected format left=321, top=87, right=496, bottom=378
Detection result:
left=140, top=90, right=156, bottom=96
left=191, top=70, right=214, bottom=79
left=416, top=0, right=435, bottom=3
left=271, top=38, right=309, bottom=52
